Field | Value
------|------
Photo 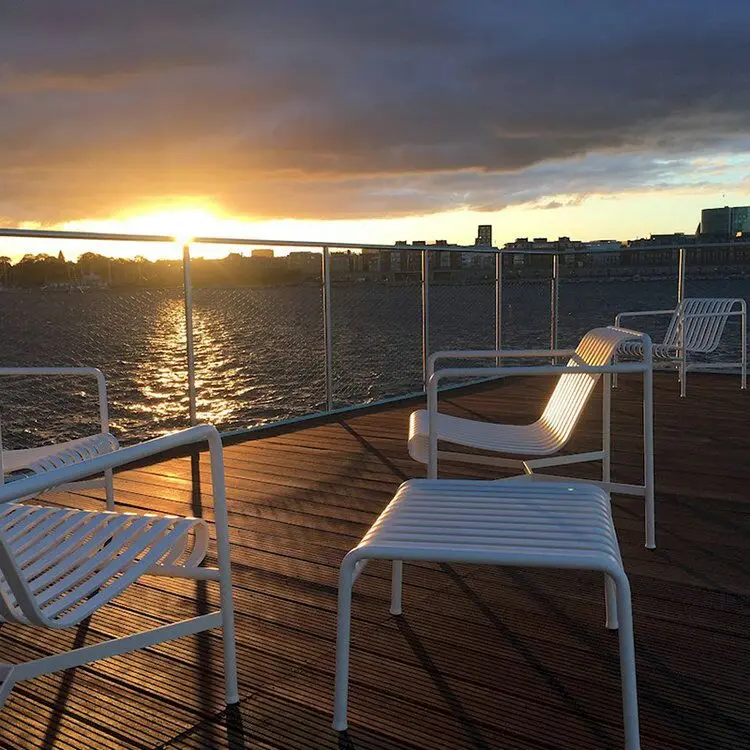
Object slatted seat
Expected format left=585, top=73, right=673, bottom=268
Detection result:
left=0, top=503, right=208, bottom=627
left=408, top=326, right=657, bottom=547
left=332, top=479, right=641, bottom=750
left=615, top=297, right=747, bottom=396
left=0, top=424, right=238, bottom=713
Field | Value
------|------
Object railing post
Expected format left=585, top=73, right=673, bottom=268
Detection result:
left=421, top=249, right=430, bottom=391
left=495, top=248, right=503, bottom=363
left=322, top=246, right=334, bottom=411
left=677, top=247, right=686, bottom=304
left=550, top=252, right=560, bottom=355
left=182, top=243, right=197, bottom=426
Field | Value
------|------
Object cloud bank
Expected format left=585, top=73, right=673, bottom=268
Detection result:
left=1, top=1, right=748, bottom=223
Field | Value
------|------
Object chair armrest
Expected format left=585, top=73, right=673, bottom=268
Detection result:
left=0, top=367, right=109, bottom=434
left=0, top=424, right=222, bottom=506
left=427, top=359, right=650, bottom=416
left=428, top=348, right=577, bottom=378
left=614, top=310, right=675, bottom=327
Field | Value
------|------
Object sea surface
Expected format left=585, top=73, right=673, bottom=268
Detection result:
left=0, top=277, right=747, bottom=447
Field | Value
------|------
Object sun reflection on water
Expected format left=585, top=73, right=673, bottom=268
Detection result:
left=130, top=295, right=249, bottom=433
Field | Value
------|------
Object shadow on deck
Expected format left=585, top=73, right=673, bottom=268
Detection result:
left=0, top=372, right=749, bottom=749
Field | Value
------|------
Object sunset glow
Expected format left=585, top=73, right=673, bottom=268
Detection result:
left=1, top=3, right=748, bottom=262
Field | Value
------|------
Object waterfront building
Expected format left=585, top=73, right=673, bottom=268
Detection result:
left=584, top=240, right=623, bottom=267
left=699, top=206, right=750, bottom=237
left=286, top=251, right=320, bottom=274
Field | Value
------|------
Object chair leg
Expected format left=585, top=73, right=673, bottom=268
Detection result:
left=602, top=374, right=611, bottom=484
left=333, top=558, right=356, bottom=731
left=615, top=574, right=641, bottom=750
left=0, top=665, right=16, bottom=711
left=390, top=561, right=403, bottom=615
left=679, top=356, right=687, bottom=398
left=104, top=469, right=115, bottom=510
left=604, top=574, right=618, bottom=630
left=219, top=561, right=239, bottom=705
left=643, top=367, right=656, bottom=550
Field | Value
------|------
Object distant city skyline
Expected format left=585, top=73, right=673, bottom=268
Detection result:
left=2, top=193, right=748, bottom=263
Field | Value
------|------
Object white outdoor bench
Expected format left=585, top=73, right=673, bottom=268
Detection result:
left=332, top=478, right=641, bottom=750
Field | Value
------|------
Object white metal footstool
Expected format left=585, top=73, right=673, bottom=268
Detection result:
left=332, top=478, right=640, bottom=750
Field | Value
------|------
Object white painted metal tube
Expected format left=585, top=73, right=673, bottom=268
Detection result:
left=427, top=348, right=577, bottom=379
left=205, top=427, right=239, bottom=705
left=642, top=339, right=656, bottom=549
left=603, top=373, right=612, bottom=483
left=11, top=612, right=222, bottom=683
left=322, top=247, right=334, bottom=411
left=333, top=556, right=355, bottom=731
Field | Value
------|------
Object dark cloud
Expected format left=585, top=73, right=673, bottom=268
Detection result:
left=1, top=1, right=749, bottom=223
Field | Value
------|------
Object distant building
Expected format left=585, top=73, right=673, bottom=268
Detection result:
left=475, top=225, right=492, bottom=247
left=584, top=240, right=622, bottom=267
left=699, top=206, right=750, bottom=237
left=286, top=251, right=320, bottom=274
left=330, top=251, right=353, bottom=277
left=251, top=248, right=274, bottom=259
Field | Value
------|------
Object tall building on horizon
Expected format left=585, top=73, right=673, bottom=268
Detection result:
left=474, top=224, right=492, bottom=247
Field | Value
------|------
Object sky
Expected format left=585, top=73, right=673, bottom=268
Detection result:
left=1, top=1, right=749, bottom=260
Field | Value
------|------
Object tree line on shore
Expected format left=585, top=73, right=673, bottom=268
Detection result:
left=0, top=251, right=310, bottom=288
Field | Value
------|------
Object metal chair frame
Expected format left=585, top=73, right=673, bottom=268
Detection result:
left=615, top=297, right=747, bottom=397
left=0, top=424, right=238, bottom=711
left=408, top=327, right=656, bottom=547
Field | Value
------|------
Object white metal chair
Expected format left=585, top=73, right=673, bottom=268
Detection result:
left=333, top=479, right=641, bottom=750
left=408, top=326, right=656, bottom=547
left=0, top=424, right=238, bottom=711
left=0, top=367, right=118, bottom=508
left=614, top=297, right=747, bottom=397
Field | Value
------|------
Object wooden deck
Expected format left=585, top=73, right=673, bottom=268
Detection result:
left=1, top=372, right=749, bottom=749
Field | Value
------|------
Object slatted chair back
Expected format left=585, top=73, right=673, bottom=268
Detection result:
left=663, top=298, right=737, bottom=354
left=539, top=326, right=635, bottom=445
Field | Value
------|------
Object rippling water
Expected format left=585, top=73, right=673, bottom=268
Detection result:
left=0, top=277, right=747, bottom=447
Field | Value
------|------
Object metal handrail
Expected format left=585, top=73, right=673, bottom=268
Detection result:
left=1, top=225, right=745, bottom=438
left=4, top=226, right=749, bottom=254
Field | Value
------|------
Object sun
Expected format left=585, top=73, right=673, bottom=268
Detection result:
left=62, top=202, right=238, bottom=240
left=58, top=203, right=256, bottom=259
left=112, top=205, right=229, bottom=242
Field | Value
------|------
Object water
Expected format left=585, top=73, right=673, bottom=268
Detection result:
left=0, top=277, right=747, bottom=447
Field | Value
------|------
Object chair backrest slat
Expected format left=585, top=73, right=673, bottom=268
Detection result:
left=540, top=327, right=634, bottom=445
left=663, top=298, right=738, bottom=354
left=0, top=528, right=45, bottom=625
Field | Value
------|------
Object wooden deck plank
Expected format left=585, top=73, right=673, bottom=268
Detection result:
left=1, top=372, right=749, bottom=749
